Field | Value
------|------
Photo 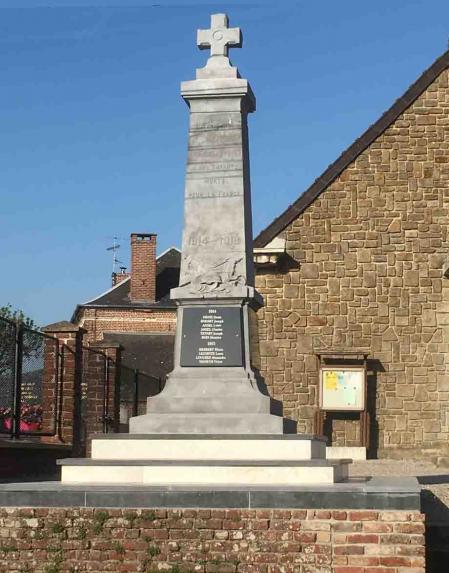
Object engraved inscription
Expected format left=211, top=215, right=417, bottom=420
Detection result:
left=192, top=120, right=235, bottom=130
left=188, top=147, right=242, bottom=162
left=180, top=307, right=243, bottom=367
left=204, top=177, right=226, bottom=185
left=185, top=173, right=243, bottom=199
left=187, top=161, right=242, bottom=173
left=188, top=232, right=241, bottom=248
left=188, top=129, right=242, bottom=148
left=190, top=113, right=241, bottom=131
left=186, top=190, right=243, bottom=200
left=196, top=310, right=225, bottom=363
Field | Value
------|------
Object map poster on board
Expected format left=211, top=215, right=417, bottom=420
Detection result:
left=320, top=367, right=365, bottom=411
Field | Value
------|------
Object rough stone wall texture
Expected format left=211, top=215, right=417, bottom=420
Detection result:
left=254, top=69, right=449, bottom=457
left=77, top=307, right=177, bottom=343
left=0, top=507, right=424, bottom=573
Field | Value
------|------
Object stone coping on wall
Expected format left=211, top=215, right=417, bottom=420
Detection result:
left=0, top=439, right=72, bottom=451
left=0, top=477, right=420, bottom=510
left=88, top=433, right=328, bottom=441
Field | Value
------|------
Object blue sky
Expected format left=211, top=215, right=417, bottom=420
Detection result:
left=1, top=0, right=449, bottom=325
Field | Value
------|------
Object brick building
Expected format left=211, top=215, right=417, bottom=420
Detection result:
left=252, top=49, right=449, bottom=461
left=71, top=233, right=180, bottom=379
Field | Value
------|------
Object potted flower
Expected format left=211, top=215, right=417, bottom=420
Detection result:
left=0, top=407, right=12, bottom=432
left=20, top=404, right=43, bottom=431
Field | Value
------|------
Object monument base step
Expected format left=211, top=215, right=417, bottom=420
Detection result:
left=145, top=394, right=284, bottom=415
left=326, top=446, right=367, bottom=460
left=129, top=413, right=297, bottom=434
left=58, top=459, right=351, bottom=486
left=90, top=434, right=327, bottom=461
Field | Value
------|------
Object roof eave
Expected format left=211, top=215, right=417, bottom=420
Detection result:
left=254, top=49, right=449, bottom=248
left=75, top=302, right=177, bottom=312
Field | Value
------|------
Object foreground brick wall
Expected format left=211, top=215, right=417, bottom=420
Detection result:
left=77, top=307, right=177, bottom=343
left=0, top=507, right=424, bottom=572
left=255, top=69, right=449, bottom=457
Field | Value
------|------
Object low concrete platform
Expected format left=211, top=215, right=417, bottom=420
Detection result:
left=60, top=433, right=348, bottom=486
left=58, top=458, right=350, bottom=486
left=91, top=433, right=327, bottom=461
left=0, top=477, right=421, bottom=509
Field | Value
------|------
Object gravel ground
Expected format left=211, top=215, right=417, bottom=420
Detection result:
left=350, top=459, right=448, bottom=477
left=351, top=459, right=449, bottom=513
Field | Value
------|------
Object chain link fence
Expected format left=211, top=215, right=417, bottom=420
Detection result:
left=0, top=318, right=16, bottom=418
left=1, top=316, right=165, bottom=442
left=0, top=317, right=60, bottom=437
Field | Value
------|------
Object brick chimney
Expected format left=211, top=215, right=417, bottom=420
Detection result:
left=112, top=267, right=131, bottom=287
left=130, top=233, right=157, bottom=302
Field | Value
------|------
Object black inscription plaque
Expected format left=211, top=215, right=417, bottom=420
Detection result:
left=180, top=306, right=243, bottom=367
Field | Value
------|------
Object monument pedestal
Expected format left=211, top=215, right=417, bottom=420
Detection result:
left=59, top=434, right=350, bottom=485
left=129, top=298, right=298, bottom=435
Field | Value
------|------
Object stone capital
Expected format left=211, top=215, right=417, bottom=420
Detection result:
left=181, top=78, right=256, bottom=113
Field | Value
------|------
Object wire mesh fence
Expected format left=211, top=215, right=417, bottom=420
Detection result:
left=0, top=318, right=17, bottom=425
left=1, top=315, right=166, bottom=442
left=0, top=317, right=60, bottom=437
left=119, top=364, right=163, bottom=424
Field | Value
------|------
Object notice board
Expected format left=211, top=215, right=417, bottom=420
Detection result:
left=320, top=367, right=365, bottom=411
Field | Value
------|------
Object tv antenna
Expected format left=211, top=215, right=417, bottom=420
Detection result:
left=106, top=236, right=124, bottom=274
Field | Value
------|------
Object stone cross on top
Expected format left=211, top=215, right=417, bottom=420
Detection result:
left=196, top=14, right=242, bottom=78
left=197, top=14, right=242, bottom=57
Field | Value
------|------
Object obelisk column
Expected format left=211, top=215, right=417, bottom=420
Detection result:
left=130, top=14, right=295, bottom=434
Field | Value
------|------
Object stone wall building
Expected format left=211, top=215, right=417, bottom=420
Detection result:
left=252, top=49, right=449, bottom=461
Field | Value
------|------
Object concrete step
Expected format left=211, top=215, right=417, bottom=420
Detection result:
left=58, top=458, right=351, bottom=486
left=146, top=394, right=284, bottom=415
left=129, top=413, right=297, bottom=434
left=90, top=434, right=327, bottom=461
left=326, top=446, right=366, bottom=460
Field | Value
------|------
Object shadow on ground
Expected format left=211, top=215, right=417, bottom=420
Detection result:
left=419, top=478, right=449, bottom=573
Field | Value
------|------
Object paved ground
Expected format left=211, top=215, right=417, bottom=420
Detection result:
left=351, top=459, right=449, bottom=513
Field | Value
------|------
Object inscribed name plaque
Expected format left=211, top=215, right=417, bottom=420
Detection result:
left=320, top=367, right=365, bottom=411
left=180, top=307, right=243, bottom=367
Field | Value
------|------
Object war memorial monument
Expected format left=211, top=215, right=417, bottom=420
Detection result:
left=58, top=13, right=351, bottom=486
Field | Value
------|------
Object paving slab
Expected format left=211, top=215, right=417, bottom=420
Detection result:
left=0, top=477, right=420, bottom=510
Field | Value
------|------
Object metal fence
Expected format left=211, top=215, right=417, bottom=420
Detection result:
left=119, top=364, right=163, bottom=424
left=1, top=315, right=166, bottom=442
left=78, top=350, right=164, bottom=439
left=0, top=317, right=61, bottom=438
left=80, top=345, right=114, bottom=438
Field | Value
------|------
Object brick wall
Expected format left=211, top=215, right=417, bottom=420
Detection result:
left=254, top=69, right=449, bottom=457
left=0, top=507, right=424, bottom=572
left=112, top=272, right=131, bottom=286
left=41, top=323, right=84, bottom=449
left=77, top=307, right=177, bottom=343
left=131, top=233, right=157, bottom=302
